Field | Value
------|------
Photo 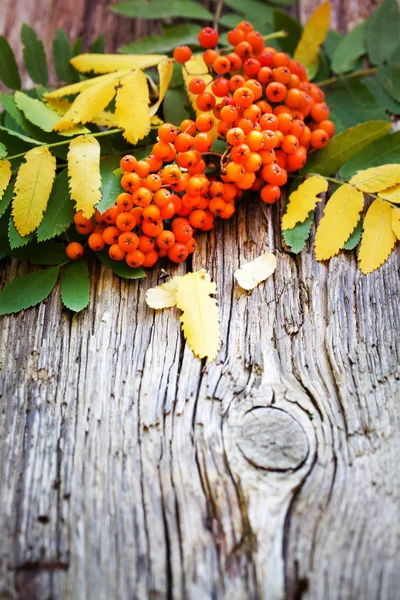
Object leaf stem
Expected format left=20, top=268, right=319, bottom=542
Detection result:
left=315, top=66, right=378, bottom=87
left=6, top=128, right=123, bottom=161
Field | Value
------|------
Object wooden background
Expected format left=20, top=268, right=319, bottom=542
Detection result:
left=1, top=1, right=400, bottom=599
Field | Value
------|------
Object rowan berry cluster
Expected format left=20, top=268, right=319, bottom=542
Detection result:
left=66, top=20, right=334, bottom=268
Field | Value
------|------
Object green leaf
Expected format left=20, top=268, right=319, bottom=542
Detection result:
left=0, top=252, right=5, bottom=260
left=323, top=30, right=343, bottom=60
left=29, top=242, right=67, bottom=265
left=53, top=29, right=78, bottom=83
left=343, top=217, right=362, bottom=250
left=0, top=265, right=60, bottom=315
left=0, top=143, right=7, bottom=159
left=0, top=36, right=21, bottom=89
left=37, top=169, right=75, bottom=241
left=97, top=250, right=146, bottom=279
left=224, top=0, right=273, bottom=23
left=8, top=217, right=34, bottom=249
left=90, top=35, right=105, bottom=54
left=0, top=93, right=27, bottom=129
left=111, top=0, right=213, bottom=20
left=377, top=64, right=400, bottom=102
left=314, top=51, right=330, bottom=82
left=339, top=131, right=400, bottom=178
left=303, top=121, right=392, bottom=176
left=120, top=23, right=201, bottom=54
left=163, top=88, right=193, bottom=125
left=273, top=9, right=301, bottom=53
left=219, top=14, right=245, bottom=30
left=72, top=37, right=83, bottom=56
left=363, top=77, right=400, bottom=115
left=365, top=0, right=400, bottom=66
left=325, top=79, right=388, bottom=130
left=96, top=156, right=123, bottom=213
left=21, top=24, right=49, bottom=85
left=14, top=91, right=64, bottom=133
left=61, top=260, right=90, bottom=311
left=268, top=0, right=298, bottom=6
left=0, top=183, right=14, bottom=220
left=283, top=213, right=313, bottom=253
left=331, top=21, right=366, bottom=74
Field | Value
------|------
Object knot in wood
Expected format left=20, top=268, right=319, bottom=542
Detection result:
left=237, top=407, right=309, bottom=471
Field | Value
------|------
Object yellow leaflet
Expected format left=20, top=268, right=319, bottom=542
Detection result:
left=392, top=207, right=400, bottom=239
left=149, top=59, right=174, bottom=117
left=91, top=111, right=119, bottom=128
left=44, top=69, right=131, bottom=99
left=175, top=270, right=220, bottom=362
left=358, top=199, right=396, bottom=274
left=12, top=147, right=56, bottom=236
left=0, top=159, right=12, bottom=201
left=70, top=53, right=168, bottom=74
left=150, top=115, right=164, bottom=126
left=378, top=184, right=400, bottom=204
left=315, top=183, right=364, bottom=261
left=145, top=277, right=181, bottom=309
left=183, top=55, right=218, bottom=140
left=54, top=75, right=123, bottom=131
left=115, top=70, right=150, bottom=145
left=68, top=136, right=101, bottom=218
left=349, top=164, right=400, bottom=193
left=235, top=252, right=277, bottom=291
left=282, top=176, right=328, bottom=230
left=294, top=2, right=330, bottom=74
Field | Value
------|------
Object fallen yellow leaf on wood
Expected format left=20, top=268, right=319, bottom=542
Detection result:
left=235, top=252, right=277, bottom=291
left=145, top=277, right=181, bottom=309
left=282, top=175, right=328, bottom=230
left=358, top=199, right=396, bottom=274
left=391, top=207, right=400, bottom=240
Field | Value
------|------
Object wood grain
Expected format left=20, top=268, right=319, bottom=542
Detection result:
left=1, top=1, right=399, bottom=599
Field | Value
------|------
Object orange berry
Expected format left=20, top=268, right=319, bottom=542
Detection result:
left=319, top=120, right=335, bottom=137
left=158, top=123, right=178, bottom=143
left=233, top=87, right=254, bottom=108
left=173, top=45, right=192, bottom=63
left=142, top=219, right=163, bottom=237
left=146, top=154, right=163, bottom=172
left=137, top=235, right=155, bottom=254
left=133, top=187, right=153, bottom=208
left=153, top=141, right=173, bottom=161
left=154, top=188, right=172, bottom=208
left=209, top=197, right=226, bottom=215
left=143, top=205, right=161, bottom=222
left=213, top=56, right=231, bottom=75
left=246, top=31, right=264, bottom=54
left=126, top=249, right=145, bottom=268
left=196, top=92, right=216, bottom=111
left=102, top=226, right=120, bottom=245
left=266, top=81, right=287, bottom=103
left=235, top=41, right=252, bottom=60
left=145, top=174, right=162, bottom=191
left=88, top=232, right=105, bottom=251
left=244, top=152, right=262, bottom=172
left=227, top=28, right=246, bottom=46
left=121, top=172, right=141, bottom=192
left=168, top=243, right=189, bottom=263
left=118, top=232, right=139, bottom=253
left=261, top=163, right=287, bottom=186
left=226, top=127, right=245, bottom=145
left=175, top=132, right=194, bottom=152
left=135, top=161, right=151, bottom=178
left=116, top=192, right=134, bottom=211
left=310, top=129, right=329, bottom=149
left=66, top=241, right=84, bottom=260
left=116, top=212, right=136, bottom=232
left=261, top=184, right=280, bottom=204
left=286, top=146, right=307, bottom=171
left=198, top=26, right=219, bottom=48
left=109, top=244, right=125, bottom=261
left=246, top=130, right=264, bottom=151
left=186, top=238, right=196, bottom=253
left=131, top=207, right=144, bottom=226
left=159, top=201, right=176, bottom=220
left=221, top=104, right=239, bottom=123
left=196, top=113, right=214, bottom=132
left=311, top=102, right=330, bottom=122
left=193, top=132, right=213, bottom=152
left=203, top=49, right=218, bottom=66
left=277, top=112, right=293, bottom=134
left=120, top=155, right=137, bottom=172
left=225, top=162, right=246, bottom=182
left=219, top=203, right=235, bottom=219
left=156, top=230, right=175, bottom=249
left=103, top=205, right=121, bottom=225
left=281, top=134, right=299, bottom=154
left=143, top=250, right=159, bottom=268
left=189, top=209, right=207, bottom=228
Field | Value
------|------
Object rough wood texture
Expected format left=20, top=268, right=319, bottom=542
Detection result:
left=1, top=1, right=399, bottom=599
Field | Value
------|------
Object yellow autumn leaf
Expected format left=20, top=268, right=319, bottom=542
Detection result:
left=235, top=252, right=277, bottom=291
left=0, top=159, right=12, bottom=201
left=282, top=176, right=328, bottom=230
left=115, top=70, right=150, bottom=145
left=315, top=183, right=364, bottom=260
left=391, top=207, right=400, bottom=239
left=70, top=53, right=168, bottom=74
left=91, top=111, right=119, bottom=128
left=349, top=164, right=400, bottom=193
left=44, top=69, right=130, bottom=99
left=12, top=147, right=56, bottom=236
left=175, top=270, right=220, bottom=362
left=149, top=59, right=174, bottom=117
left=68, top=136, right=101, bottom=218
left=150, top=115, right=164, bottom=126
left=183, top=55, right=218, bottom=140
left=54, top=75, right=123, bottom=131
left=145, top=277, right=182, bottom=309
left=294, top=2, right=330, bottom=76
left=358, top=199, right=396, bottom=274
left=46, top=96, right=118, bottom=129
left=378, top=184, right=400, bottom=204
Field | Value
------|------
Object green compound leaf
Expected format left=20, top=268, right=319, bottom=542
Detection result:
left=0, top=93, right=27, bottom=129
left=21, top=24, right=49, bottom=86
left=273, top=9, right=302, bottom=54
left=303, top=121, right=392, bottom=176
left=224, top=0, right=273, bottom=23
left=325, top=79, right=388, bottom=131
left=37, top=169, right=75, bottom=242
left=8, top=216, right=34, bottom=249
left=61, top=260, right=90, bottom=312
left=97, top=250, right=146, bottom=279
left=0, top=36, right=21, bottom=90
left=90, top=35, right=105, bottom=54
left=283, top=213, right=313, bottom=254
left=163, top=88, right=193, bottom=125
left=366, top=0, right=400, bottom=66
left=0, top=183, right=14, bottom=220
left=331, top=21, right=366, bottom=74
left=28, top=242, right=68, bottom=265
left=363, top=77, right=400, bottom=115
left=343, top=217, right=363, bottom=250
left=120, top=23, right=201, bottom=54
left=53, top=28, right=79, bottom=83
left=377, top=64, right=400, bottom=102
left=0, top=143, right=7, bottom=160
left=323, top=30, right=343, bottom=60
left=339, top=131, right=400, bottom=178
left=0, top=265, right=60, bottom=315
left=111, top=0, right=213, bottom=20
left=96, top=156, right=123, bottom=213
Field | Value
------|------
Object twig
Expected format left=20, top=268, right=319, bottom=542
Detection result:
left=316, top=66, right=378, bottom=87
left=213, top=0, right=224, bottom=32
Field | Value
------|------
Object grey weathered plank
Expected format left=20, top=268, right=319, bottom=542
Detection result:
left=1, top=1, right=399, bottom=599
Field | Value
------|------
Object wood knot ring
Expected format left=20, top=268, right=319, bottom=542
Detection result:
left=237, top=407, right=309, bottom=471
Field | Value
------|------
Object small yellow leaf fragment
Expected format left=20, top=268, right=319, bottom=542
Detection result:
left=315, top=183, right=364, bottom=260
left=175, top=270, right=220, bottom=362
left=67, top=136, right=101, bottom=218
left=70, top=53, right=168, bottom=74
left=0, top=159, right=12, bottom=201
left=115, top=70, right=150, bottom=145
left=349, top=164, right=400, bottom=193
left=149, top=59, right=174, bottom=117
left=392, top=207, right=400, bottom=239
left=282, top=176, right=328, bottom=230
left=294, top=1, right=330, bottom=74
left=145, top=277, right=182, bottom=309
left=358, top=199, right=396, bottom=274
left=12, top=147, right=56, bottom=236
left=235, top=252, right=277, bottom=291
left=378, top=184, right=400, bottom=204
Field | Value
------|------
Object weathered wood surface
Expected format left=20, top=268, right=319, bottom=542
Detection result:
left=1, top=1, right=400, bottom=599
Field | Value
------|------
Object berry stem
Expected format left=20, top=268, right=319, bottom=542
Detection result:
left=263, top=30, right=288, bottom=41
left=316, top=66, right=378, bottom=87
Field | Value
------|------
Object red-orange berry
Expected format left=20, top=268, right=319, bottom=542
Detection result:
left=120, top=155, right=137, bottom=172
left=261, top=184, right=280, bottom=204
left=88, top=232, right=105, bottom=251
left=66, top=241, right=84, bottom=260
left=116, top=212, right=136, bottom=232
left=126, top=249, right=145, bottom=268
left=109, top=244, right=125, bottom=261
left=118, top=232, right=139, bottom=253
left=168, top=243, right=189, bottom=263
left=198, top=27, right=219, bottom=48
left=173, top=45, right=192, bottom=63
